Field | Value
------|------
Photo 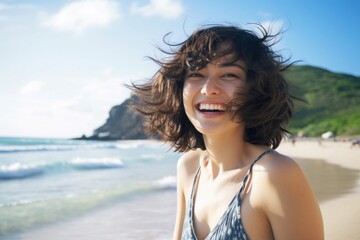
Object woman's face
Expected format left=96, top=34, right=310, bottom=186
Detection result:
left=182, top=54, right=247, bottom=136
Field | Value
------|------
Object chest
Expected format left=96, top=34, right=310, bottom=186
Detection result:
left=190, top=171, right=273, bottom=240
left=192, top=175, right=241, bottom=238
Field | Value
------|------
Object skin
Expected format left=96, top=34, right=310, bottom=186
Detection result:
left=172, top=55, right=324, bottom=240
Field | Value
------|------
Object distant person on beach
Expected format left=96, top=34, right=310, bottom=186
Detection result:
left=351, top=139, right=360, bottom=148
left=130, top=24, right=323, bottom=240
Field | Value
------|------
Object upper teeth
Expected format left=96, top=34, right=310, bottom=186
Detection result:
left=199, top=104, right=226, bottom=111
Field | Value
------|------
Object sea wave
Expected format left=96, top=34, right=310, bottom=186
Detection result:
left=0, top=140, right=165, bottom=153
left=0, top=176, right=175, bottom=208
left=0, top=143, right=118, bottom=153
left=0, top=163, right=44, bottom=179
left=68, top=157, right=124, bottom=170
left=153, top=175, right=177, bottom=190
left=0, top=157, right=124, bottom=180
left=114, top=140, right=166, bottom=150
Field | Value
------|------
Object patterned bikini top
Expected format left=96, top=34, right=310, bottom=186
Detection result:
left=181, top=149, right=273, bottom=240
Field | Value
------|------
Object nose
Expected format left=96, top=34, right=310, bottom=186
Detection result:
left=200, top=76, right=220, bottom=95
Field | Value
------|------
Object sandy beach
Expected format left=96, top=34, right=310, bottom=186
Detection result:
left=277, top=140, right=360, bottom=240
left=5, top=140, right=360, bottom=240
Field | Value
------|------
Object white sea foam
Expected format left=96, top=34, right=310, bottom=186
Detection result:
left=68, top=157, right=124, bottom=170
left=0, top=157, right=125, bottom=180
left=115, top=142, right=142, bottom=149
left=0, top=199, right=33, bottom=208
left=154, top=175, right=177, bottom=190
left=115, top=140, right=169, bottom=149
left=0, top=142, right=117, bottom=153
left=0, top=162, right=43, bottom=179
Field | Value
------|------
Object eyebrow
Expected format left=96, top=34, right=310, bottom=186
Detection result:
left=219, top=62, right=247, bottom=72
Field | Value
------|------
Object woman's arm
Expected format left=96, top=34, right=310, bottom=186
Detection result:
left=172, top=158, right=187, bottom=240
left=263, top=155, right=324, bottom=240
left=172, top=150, right=203, bottom=240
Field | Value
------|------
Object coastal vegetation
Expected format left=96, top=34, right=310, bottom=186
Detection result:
left=285, top=65, right=360, bottom=137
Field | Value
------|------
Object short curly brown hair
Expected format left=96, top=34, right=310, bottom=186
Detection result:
left=130, top=24, right=297, bottom=152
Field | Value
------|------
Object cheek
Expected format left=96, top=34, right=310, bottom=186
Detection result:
left=182, top=82, right=194, bottom=106
left=182, top=84, right=190, bottom=100
left=227, top=85, right=247, bottom=114
left=229, top=81, right=247, bottom=99
left=182, top=94, right=192, bottom=117
left=182, top=83, right=197, bottom=118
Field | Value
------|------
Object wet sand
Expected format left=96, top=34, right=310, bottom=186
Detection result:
left=5, top=140, right=360, bottom=240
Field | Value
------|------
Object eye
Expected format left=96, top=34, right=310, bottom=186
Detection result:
left=186, top=72, right=203, bottom=79
left=222, top=73, right=240, bottom=80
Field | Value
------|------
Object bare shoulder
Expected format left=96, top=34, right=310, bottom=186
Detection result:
left=255, top=150, right=300, bottom=173
left=250, top=150, right=317, bottom=214
left=253, top=150, right=310, bottom=196
left=250, top=150, right=324, bottom=239
left=173, top=150, right=206, bottom=240
left=251, top=150, right=307, bottom=188
left=176, top=149, right=206, bottom=198
left=177, top=149, right=205, bottom=178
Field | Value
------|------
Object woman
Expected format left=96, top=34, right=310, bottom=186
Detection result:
left=131, top=24, right=324, bottom=240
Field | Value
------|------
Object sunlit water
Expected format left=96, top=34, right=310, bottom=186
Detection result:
left=0, top=137, right=180, bottom=237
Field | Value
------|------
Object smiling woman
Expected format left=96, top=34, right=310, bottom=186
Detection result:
left=129, top=24, right=324, bottom=240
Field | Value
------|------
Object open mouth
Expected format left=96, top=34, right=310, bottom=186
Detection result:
left=196, top=103, right=227, bottom=113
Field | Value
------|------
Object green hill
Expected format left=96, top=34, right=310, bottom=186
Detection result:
left=284, top=65, right=360, bottom=137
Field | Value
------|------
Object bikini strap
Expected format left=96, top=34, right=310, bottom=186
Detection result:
left=189, top=165, right=202, bottom=203
left=238, top=149, right=273, bottom=202
left=186, top=164, right=202, bottom=235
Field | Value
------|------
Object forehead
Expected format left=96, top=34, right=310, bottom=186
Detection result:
left=209, top=54, right=247, bottom=70
left=184, top=44, right=246, bottom=71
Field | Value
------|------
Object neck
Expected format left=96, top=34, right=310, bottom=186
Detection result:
left=203, top=129, right=252, bottom=177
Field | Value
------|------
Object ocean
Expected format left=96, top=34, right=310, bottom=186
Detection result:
left=0, top=137, right=181, bottom=239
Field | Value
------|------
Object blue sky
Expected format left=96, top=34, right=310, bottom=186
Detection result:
left=0, top=0, right=359, bottom=138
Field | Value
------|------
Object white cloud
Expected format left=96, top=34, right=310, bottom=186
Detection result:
left=43, top=0, right=120, bottom=34
left=131, top=0, right=183, bottom=19
left=20, top=81, right=46, bottom=95
left=14, top=74, right=132, bottom=138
